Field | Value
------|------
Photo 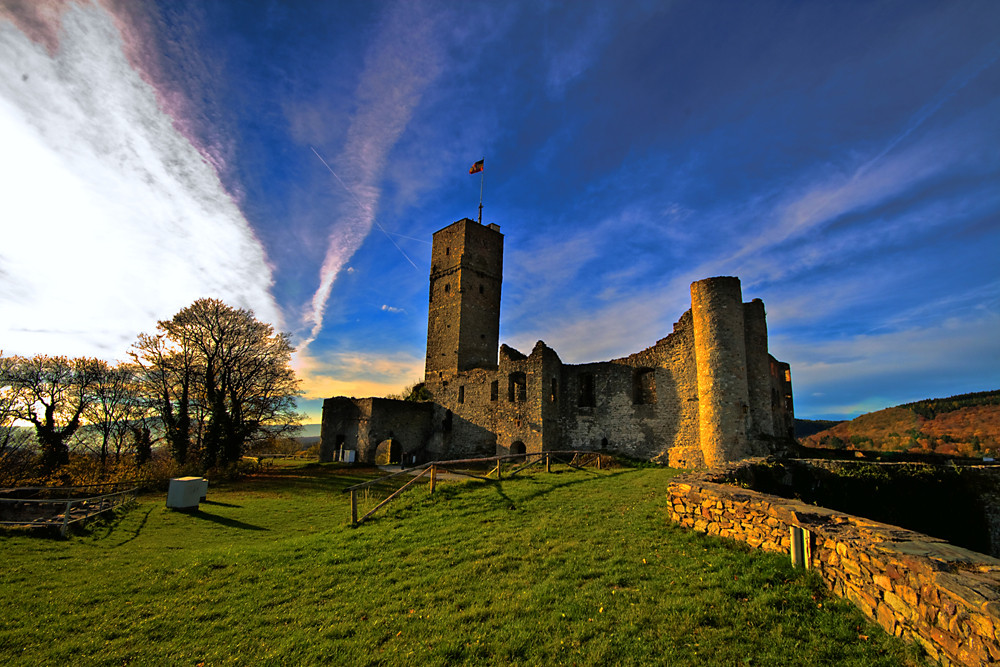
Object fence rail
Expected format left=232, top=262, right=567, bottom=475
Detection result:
left=345, top=450, right=615, bottom=526
left=0, top=486, right=140, bottom=536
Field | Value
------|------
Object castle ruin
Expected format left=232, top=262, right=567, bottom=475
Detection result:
left=321, top=217, right=794, bottom=468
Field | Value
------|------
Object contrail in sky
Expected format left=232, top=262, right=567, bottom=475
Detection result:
left=298, top=0, right=443, bottom=350
left=310, top=146, right=418, bottom=270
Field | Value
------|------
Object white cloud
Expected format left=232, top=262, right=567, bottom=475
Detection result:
left=0, top=5, right=280, bottom=359
left=301, top=1, right=444, bottom=347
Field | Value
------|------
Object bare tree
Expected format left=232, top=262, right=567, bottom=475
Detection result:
left=132, top=331, right=196, bottom=465
left=0, top=353, right=36, bottom=484
left=133, top=299, right=301, bottom=469
left=83, top=361, right=143, bottom=469
left=3, top=355, right=101, bottom=474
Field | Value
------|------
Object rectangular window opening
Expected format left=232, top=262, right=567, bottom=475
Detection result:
left=578, top=373, right=595, bottom=408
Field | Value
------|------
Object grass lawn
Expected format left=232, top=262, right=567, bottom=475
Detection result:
left=0, top=462, right=928, bottom=666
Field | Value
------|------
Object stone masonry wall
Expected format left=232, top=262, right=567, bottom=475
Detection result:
left=743, top=299, right=773, bottom=451
left=668, top=463, right=1000, bottom=666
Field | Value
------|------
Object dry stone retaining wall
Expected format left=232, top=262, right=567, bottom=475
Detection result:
left=668, top=462, right=1000, bottom=666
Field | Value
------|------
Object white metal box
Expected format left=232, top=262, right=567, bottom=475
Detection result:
left=166, top=476, right=203, bottom=510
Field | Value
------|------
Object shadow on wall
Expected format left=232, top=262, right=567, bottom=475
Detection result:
left=732, top=459, right=998, bottom=556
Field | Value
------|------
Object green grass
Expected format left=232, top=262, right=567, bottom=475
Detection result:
left=0, top=462, right=928, bottom=666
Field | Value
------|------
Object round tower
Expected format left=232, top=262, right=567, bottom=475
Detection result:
left=691, top=276, right=750, bottom=467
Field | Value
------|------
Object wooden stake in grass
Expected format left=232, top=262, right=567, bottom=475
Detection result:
left=350, top=489, right=358, bottom=526
left=429, top=465, right=437, bottom=494
left=358, top=466, right=432, bottom=525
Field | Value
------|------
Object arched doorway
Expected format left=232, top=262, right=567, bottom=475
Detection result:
left=375, top=438, right=402, bottom=465
left=510, top=440, right=526, bottom=462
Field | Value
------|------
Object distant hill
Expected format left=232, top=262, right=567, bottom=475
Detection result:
left=799, top=390, right=1000, bottom=457
left=794, top=419, right=844, bottom=439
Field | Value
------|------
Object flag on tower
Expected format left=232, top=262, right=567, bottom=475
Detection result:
left=469, top=158, right=484, bottom=174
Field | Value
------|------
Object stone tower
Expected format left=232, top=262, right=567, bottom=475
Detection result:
left=691, top=276, right=751, bottom=467
left=424, top=218, right=504, bottom=378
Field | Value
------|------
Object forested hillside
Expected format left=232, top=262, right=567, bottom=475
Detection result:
left=800, top=390, right=1000, bottom=457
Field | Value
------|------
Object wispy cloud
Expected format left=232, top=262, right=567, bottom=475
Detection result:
left=544, top=5, right=614, bottom=98
left=0, top=3, right=280, bottom=359
left=301, top=1, right=444, bottom=348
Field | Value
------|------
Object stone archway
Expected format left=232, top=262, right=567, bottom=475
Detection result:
left=375, top=438, right=402, bottom=465
left=510, top=440, right=526, bottom=462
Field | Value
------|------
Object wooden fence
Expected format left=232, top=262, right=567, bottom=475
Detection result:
left=0, top=483, right=141, bottom=537
left=344, top=450, right=614, bottom=526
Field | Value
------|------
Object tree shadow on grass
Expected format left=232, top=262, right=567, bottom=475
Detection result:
left=428, top=468, right=637, bottom=519
left=189, top=509, right=268, bottom=531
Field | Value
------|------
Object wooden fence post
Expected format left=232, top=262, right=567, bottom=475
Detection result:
left=597, top=455, right=602, bottom=470
left=545, top=453, right=551, bottom=473
left=429, top=465, right=437, bottom=494
left=61, top=500, right=72, bottom=537
left=350, top=489, right=358, bottom=526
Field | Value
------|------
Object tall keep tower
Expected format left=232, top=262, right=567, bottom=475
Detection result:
left=425, top=218, right=504, bottom=378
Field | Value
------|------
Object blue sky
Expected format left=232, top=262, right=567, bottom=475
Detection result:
left=1, top=0, right=998, bottom=424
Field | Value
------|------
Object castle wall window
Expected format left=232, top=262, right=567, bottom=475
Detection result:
left=578, top=373, right=595, bottom=408
left=633, top=367, right=656, bottom=405
left=458, top=386, right=465, bottom=404
left=550, top=378, right=558, bottom=403
left=508, top=372, right=526, bottom=402
left=490, top=380, right=498, bottom=401
left=444, top=284, right=450, bottom=293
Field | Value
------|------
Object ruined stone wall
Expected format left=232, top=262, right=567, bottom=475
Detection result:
left=423, top=341, right=562, bottom=459
left=769, top=357, right=794, bottom=440
left=669, top=465, right=1000, bottom=666
left=743, top=298, right=774, bottom=453
left=625, top=311, right=703, bottom=466
left=320, top=397, right=362, bottom=462
left=559, top=362, right=640, bottom=454
left=320, top=397, right=434, bottom=464
left=691, top=276, right=751, bottom=466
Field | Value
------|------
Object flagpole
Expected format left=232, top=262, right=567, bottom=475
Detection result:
left=478, top=158, right=485, bottom=224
